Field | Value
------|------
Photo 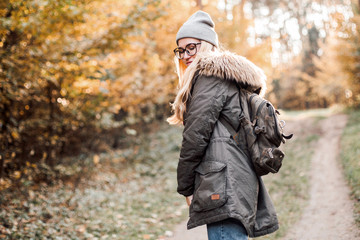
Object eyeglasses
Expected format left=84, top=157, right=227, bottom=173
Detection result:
left=173, top=43, right=201, bottom=59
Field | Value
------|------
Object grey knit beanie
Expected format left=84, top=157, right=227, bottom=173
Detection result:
left=176, top=11, right=219, bottom=47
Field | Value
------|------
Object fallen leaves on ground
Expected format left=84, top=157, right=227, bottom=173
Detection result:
left=0, top=123, right=187, bottom=240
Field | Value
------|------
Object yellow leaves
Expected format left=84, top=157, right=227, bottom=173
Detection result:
left=93, top=155, right=100, bottom=165
left=26, top=161, right=37, bottom=169
left=64, top=63, right=80, bottom=72
left=60, top=88, right=67, bottom=96
left=20, top=40, right=27, bottom=48
left=89, top=60, right=98, bottom=66
left=73, top=78, right=97, bottom=93
left=50, top=136, right=58, bottom=145
left=42, top=152, right=47, bottom=161
left=11, top=131, right=20, bottom=139
left=11, top=171, right=21, bottom=179
left=148, top=54, right=161, bottom=73
left=0, top=8, right=8, bottom=18
left=0, top=178, right=11, bottom=191
left=100, top=100, right=109, bottom=108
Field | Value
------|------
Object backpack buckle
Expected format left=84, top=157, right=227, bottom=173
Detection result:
left=267, top=148, right=274, bottom=158
left=279, top=120, right=286, bottom=129
left=254, top=126, right=266, bottom=134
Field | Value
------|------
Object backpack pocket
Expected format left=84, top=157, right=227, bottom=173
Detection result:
left=192, top=161, right=228, bottom=212
left=263, top=103, right=284, bottom=146
left=257, top=147, right=284, bottom=174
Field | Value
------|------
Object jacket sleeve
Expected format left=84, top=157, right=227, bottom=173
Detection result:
left=177, top=75, right=227, bottom=196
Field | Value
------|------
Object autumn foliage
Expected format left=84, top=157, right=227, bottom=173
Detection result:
left=0, top=0, right=359, bottom=188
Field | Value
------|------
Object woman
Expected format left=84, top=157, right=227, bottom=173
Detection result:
left=167, top=11, right=279, bottom=239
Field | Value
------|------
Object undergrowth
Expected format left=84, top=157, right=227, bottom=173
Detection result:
left=0, top=123, right=186, bottom=240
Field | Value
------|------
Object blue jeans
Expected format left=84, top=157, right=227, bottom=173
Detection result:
left=207, top=218, right=248, bottom=240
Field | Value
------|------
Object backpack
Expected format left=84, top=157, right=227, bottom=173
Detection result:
left=219, top=88, right=293, bottom=176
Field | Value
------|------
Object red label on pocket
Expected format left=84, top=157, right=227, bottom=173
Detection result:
left=211, top=194, right=220, bottom=200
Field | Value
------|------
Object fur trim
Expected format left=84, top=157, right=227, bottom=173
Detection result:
left=196, top=51, right=267, bottom=96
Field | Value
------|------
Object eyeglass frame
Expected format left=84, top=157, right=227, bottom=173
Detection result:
left=173, top=42, right=201, bottom=59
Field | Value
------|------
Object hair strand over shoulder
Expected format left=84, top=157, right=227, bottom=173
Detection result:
left=167, top=41, right=217, bottom=125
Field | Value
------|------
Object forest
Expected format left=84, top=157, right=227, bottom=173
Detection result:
left=0, top=0, right=360, bottom=239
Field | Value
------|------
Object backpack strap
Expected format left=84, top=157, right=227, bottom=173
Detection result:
left=218, top=84, right=243, bottom=138
left=219, top=116, right=238, bottom=137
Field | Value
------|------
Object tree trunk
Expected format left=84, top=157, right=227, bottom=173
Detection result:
left=0, top=81, right=12, bottom=179
left=0, top=157, right=3, bottom=179
left=46, top=81, right=55, bottom=167
left=224, top=0, right=228, bottom=16
left=232, top=0, right=246, bottom=47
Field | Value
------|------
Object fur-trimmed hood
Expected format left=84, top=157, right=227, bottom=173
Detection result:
left=196, top=51, right=267, bottom=96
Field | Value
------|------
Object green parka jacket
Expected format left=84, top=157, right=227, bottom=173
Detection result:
left=177, top=51, right=279, bottom=238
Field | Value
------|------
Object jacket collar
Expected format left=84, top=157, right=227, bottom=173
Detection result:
left=196, top=51, right=267, bottom=96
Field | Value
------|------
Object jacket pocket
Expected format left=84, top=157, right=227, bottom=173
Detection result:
left=192, top=161, right=228, bottom=212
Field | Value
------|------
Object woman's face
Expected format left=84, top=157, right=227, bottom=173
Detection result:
left=177, top=38, right=201, bottom=67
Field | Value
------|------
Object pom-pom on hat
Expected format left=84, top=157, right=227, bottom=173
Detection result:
left=176, top=11, right=219, bottom=48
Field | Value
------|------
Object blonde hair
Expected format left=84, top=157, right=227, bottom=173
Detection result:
left=167, top=40, right=218, bottom=125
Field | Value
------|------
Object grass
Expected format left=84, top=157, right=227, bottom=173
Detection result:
left=0, top=123, right=187, bottom=240
left=340, top=108, right=360, bottom=226
left=279, top=105, right=344, bottom=120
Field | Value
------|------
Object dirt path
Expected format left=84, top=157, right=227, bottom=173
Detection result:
left=168, top=114, right=360, bottom=240
left=283, top=114, right=360, bottom=240
left=167, top=221, right=207, bottom=240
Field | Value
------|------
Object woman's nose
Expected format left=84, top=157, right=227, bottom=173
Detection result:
left=183, top=51, right=191, bottom=59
